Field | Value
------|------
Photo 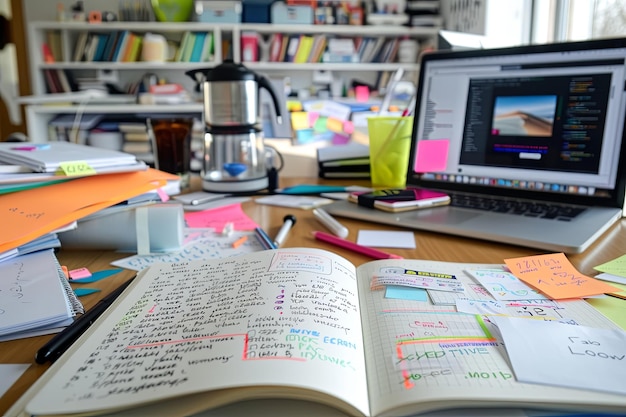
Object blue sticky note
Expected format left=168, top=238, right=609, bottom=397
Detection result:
left=385, top=285, right=428, bottom=301
left=73, top=288, right=101, bottom=297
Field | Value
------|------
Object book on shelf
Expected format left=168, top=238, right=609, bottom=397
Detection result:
left=189, top=32, right=207, bottom=62
left=174, top=31, right=191, bottom=62
left=181, top=32, right=197, bottom=62
left=284, top=34, right=300, bottom=62
left=43, top=69, right=62, bottom=94
left=9, top=248, right=626, bottom=417
left=72, top=31, right=89, bottom=62
left=294, top=34, right=314, bottom=63
left=45, top=30, right=63, bottom=61
left=240, top=31, right=259, bottom=62
left=268, top=33, right=283, bottom=62
left=121, top=33, right=143, bottom=62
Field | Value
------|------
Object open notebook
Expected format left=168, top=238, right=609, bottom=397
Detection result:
left=327, top=37, right=626, bottom=253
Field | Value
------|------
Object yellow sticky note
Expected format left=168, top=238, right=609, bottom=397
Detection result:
left=290, top=111, right=310, bottom=130
left=57, top=161, right=97, bottom=176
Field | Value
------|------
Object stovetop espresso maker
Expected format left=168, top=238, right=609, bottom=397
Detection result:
left=186, top=61, right=283, bottom=193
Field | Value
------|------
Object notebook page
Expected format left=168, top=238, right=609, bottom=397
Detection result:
left=25, top=248, right=370, bottom=417
left=355, top=259, right=626, bottom=417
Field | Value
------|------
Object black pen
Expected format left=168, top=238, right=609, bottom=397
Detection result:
left=35, top=276, right=135, bottom=364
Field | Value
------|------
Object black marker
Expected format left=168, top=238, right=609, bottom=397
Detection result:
left=35, top=276, right=135, bottom=364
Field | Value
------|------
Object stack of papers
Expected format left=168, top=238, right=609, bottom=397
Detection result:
left=0, top=249, right=84, bottom=341
left=0, top=142, right=149, bottom=194
left=317, top=143, right=370, bottom=179
left=0, top=142, right=140, bottom=173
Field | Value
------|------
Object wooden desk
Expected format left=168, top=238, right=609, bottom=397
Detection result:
left=2, top=176, right=626, bottom=416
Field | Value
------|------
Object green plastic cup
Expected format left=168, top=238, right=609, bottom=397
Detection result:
left=367, top=116, right=414, bottom=188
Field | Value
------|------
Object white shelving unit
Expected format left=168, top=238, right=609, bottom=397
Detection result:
left=24, top=21, right=440, bottom=141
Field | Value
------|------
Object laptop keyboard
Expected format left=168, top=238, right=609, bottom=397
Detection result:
left=448, top=193, right=586, bottom=221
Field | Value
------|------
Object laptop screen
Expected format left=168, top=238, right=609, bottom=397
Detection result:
left=407, top=38, right=626, bottom=207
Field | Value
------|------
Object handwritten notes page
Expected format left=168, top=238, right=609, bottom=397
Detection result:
left=354, top=259, right=626, bottom=417
left=24, top=248, right=370, bottom=417
left=111, top=228, right=265, bottom=271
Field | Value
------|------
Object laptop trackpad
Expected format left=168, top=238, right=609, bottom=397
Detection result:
left=408, top=207, right=482, bottom=224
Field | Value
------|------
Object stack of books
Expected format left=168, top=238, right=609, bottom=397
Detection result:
left=317, top=143, right=370, bottom=179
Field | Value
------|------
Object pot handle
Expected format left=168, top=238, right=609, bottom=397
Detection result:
left=256, top=74, right=283, bottom=124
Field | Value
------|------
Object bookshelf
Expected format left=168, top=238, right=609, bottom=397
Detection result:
left=25, top=21, right=440, bottom=142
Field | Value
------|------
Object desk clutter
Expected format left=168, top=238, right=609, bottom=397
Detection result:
left=2, top=141, right=626, bottom=416
left=6, top=248, right=626, bottom=416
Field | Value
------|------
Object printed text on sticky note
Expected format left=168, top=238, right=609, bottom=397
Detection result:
left=414, top=139, right=449, bottom=173
left=504, top=252, right=620, bottom=299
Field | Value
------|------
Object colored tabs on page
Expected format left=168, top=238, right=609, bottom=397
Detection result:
left=414, top=139, right=449, bottom=173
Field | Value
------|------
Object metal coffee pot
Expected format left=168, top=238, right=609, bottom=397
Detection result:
left=186, top=60, right=283, bottom=128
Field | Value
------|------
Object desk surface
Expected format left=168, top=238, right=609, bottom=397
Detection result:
left=2, top=176, right=626, bottom=416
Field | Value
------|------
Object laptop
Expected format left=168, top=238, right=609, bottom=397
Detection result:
left=326, top=37, right=626, bottom=254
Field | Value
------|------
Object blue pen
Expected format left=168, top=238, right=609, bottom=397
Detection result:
left=254, top=227, right=277, bottom=250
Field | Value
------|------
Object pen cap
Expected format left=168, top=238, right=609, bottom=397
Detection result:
left=312, top=208, right=349, bottom=238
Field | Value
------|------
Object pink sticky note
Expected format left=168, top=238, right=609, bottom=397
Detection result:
left=156, top=187, right=170, bottom=202
left=355, top=85, right=369, bottom=102
left=414, top=139, right=450, bottom=173
left=184, top=203, right=259, bottom=231
left=331, top=133, right=351, bottom=145
left=308, top=111, right=320, bottom=126
left=69, top=267, right=92, bottom=280
left=343, top=120, right=354, bottom=134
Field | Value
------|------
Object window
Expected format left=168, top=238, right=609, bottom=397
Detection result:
left=531, top=0, right=626, bottom=44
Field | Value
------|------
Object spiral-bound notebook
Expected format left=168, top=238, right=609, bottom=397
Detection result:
left=0, top=249, right=83, bottom=341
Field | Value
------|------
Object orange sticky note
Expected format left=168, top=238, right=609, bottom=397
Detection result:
left=414, top=139, right=449, bottom=173
left=504, top=253, right=621, bottom=299
left=326, top=117, right=344, bottom=133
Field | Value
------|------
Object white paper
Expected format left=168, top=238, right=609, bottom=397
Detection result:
left=594, top=272, right=626, bottom=285
left=493, top=316, right=626, bottom=395
left=0, top=364, right=29, bottom=398
left=357, top=230, right=416, bottom=249
left=465, top=268, right=547, bottom=301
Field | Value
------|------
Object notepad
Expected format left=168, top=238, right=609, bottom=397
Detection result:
left=0, top=249, right=84, bottom=341
left=0, top=142, right=138, bottom=173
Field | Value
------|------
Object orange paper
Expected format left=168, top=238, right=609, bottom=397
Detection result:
left=0, top=168, right=179, bottom=254
left=504, top=253, right=620, bottom=299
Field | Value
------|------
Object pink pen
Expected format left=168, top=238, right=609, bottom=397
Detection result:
left=312, top=231, right=403, bottom=260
